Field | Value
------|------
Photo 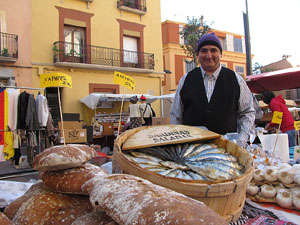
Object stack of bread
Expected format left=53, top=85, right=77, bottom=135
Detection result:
left=3, top=144, right=227, bottom=225
left=247, top=163, right=300, bottom=210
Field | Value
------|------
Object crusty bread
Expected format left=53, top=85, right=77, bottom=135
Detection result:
left=0, top=212, right=13, bottom=225
left=33, top=144, right=96, bottom=171
left=87, top=173, right=227, bottom=225
left=41, top=163, right=107, bottom=195
left=4, top=182, right=44, bottom=220
left=71, top=211, right=118, bottom=225
left=13, top=188, right=93, bottom=225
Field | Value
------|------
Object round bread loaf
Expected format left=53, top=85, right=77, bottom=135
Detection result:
left=71, top=211, right=118, bottom=225
left=0, top=212, right=13, bottom=225
left=13, top=188, right=93, bottom=225
left=41, top=163, right=107, bottom=195
left=4, top=182, right=44, bottom=220
left=87, top=173, right=227, bottom=225
left=33, top=144, right=97, bottom=171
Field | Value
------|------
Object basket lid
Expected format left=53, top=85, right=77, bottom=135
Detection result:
left=122, top=124, right=221, bottom=150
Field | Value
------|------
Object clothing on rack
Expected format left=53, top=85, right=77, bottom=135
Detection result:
left=36, top=93, right=49, bottom=127
left=17, top=91, right=30, bottom=130
left=25, top=94, right=39, bottom=131
left=7, top=88, right=20, bottom=131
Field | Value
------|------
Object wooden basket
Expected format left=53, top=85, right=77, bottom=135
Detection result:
left=113, top=126, right=254, bottom=223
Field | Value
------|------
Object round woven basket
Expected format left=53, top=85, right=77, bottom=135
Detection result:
left=113, top=126, right=254, bottom=223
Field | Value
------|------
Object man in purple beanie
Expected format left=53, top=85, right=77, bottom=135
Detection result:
left=170, top=32, right=255, bottom=148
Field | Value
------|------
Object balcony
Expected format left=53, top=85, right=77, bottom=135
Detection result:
left=53, top=41, right=154, bottom=70
left=0, top=32, right=18, bottom=62
left=117, top=0, right=146, bottom=15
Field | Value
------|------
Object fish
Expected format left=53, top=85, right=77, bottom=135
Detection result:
left=124, top=154, right=161, bottom=165
left=190, top=147, right=226, bottom=156
left=185, top=170, right=211, bottom=181
left=181, top=143, right=202, bottom=157
left=146, top=167, right=169, bottom=172
left=157, top=169, right=176, bottom=176
left=187, top=152, right=238, bottom=162
left=186, top=143, right=218, bottom=158
left=197, top=157, right=244, bottom=171
left=175, top=144, right=182, bottom=157
left=160, top=160, right=188, bottom=170
left=166, top=169, right=181, bottom=177
left=176, top=170, right=193, bottom=180
left=185, top=162, right=234, bottom=180
left=130, top=151, right=162, bottom=163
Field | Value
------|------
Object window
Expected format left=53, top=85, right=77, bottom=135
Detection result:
left=123, top=36, right=138, bottom=64
left=235, top=66, right=245, bottom=75
left=219, top=37, right=227, bottom=51
left=64, top=25, right=85, bottom=57
left=185, top=59, right=196, bottom=73
left=234, top=38, right=243, bottom=53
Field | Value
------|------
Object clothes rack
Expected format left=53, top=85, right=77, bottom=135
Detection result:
left=0, top=86, right=44, bottom=91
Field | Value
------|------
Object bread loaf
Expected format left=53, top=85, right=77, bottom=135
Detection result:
left=13, top=188, right=93, bottom=225
left=87, top=173, right=227, bottom=225
left=4, top=182, right=44, bottom=220
left=33, top=144, right=96, bottom=171
left=41, top=163, right=107, bottom=194
left=0, top=212, right=13, bottom=225
left=71, top=211, right=118, bottom=225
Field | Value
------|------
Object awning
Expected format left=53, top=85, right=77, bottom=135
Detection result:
left=246, top=67, right=300, bottom=93
left=80, top=93, right=157, bottom=110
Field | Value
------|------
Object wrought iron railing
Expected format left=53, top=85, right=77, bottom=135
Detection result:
left=53, top=41, right=154, bottom=70
left=117, top=0, right=147, bottom=12
left=0, top=32, right=18, bottom=59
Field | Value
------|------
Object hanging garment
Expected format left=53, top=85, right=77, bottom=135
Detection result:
left=36, top=94, right=49, bottom=127
left=25, top=94, right=39, bottom=131
left=17, top=91, right=30, bottom=129
left=7, top=88, right=20, bottom=130
left=3, top=131, right=14, bottom=160
left=0, top=88, right=5, bottom=146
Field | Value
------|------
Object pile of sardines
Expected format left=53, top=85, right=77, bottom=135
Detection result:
left=123, top=142, right=245, bottom=181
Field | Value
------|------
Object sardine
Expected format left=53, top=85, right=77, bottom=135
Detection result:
left=197, top=158, right=244, bottom=170
left=195, top=160, right=243, bottom=177
left=160, top=160, right=188, bottom=170
left=187, top=152, right=238, bottom=162
left=182, top=143, right=202, bottom=157
left=130, top=151, right=162, bottom=163
left=192, top=147, right=226, bottom=156
left=186, top=162, right=233, bottom=180
left=187, top=143, right=218, bottom=157
left=157, top=168, right=176, bottom=176
left=176, top=170, right=193, bottom=180
left=166, top=169, right=181, bottom=177
left=185, top=170, right=211, bottom=180
left=124, top=154, right=160, bottom=165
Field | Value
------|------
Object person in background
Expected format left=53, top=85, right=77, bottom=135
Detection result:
left=128, top=96, right=142, bottom=129
left=139, top=95, right=154, bottom=126
left=170, top=32, right=255, bottom=148
left=261, top=90, right=296, bottom=147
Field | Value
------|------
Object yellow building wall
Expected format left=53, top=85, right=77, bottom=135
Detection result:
left=31, top=0, right=164, bottom=122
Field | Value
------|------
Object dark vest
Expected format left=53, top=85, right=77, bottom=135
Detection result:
left=180, top=67, right=240, bottom=134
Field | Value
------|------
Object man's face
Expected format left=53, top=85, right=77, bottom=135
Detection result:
left=197, top=45, right=222, bottom=74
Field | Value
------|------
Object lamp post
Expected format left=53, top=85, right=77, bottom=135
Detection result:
left=243, top=0, right=252, bottom=75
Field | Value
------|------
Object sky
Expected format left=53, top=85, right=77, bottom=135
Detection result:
left=160, top=0, right=300, bottom=67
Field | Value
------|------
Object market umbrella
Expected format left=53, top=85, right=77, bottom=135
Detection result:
left=40, top=72, right=72, bottom=145
left=246, top=67, right=300, bottom=93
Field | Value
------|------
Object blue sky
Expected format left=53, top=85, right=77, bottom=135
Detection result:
left=160, top=0, right=300, bottom=67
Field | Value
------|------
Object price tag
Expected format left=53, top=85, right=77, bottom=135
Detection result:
left=294, top=146, right=300, bottom=160
left=294, top=121, right=300, bottom=130
left=271, top=111, right=283, bottom=124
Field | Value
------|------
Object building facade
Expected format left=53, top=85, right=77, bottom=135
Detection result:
left=31, top=0, right=164, bottom=124
left=0, top=0, right=32, bottom=87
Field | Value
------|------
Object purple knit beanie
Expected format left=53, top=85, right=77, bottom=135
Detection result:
left=195, top=32, right=222, bottom=54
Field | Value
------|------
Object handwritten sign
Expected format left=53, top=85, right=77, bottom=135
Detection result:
left=40, top=72, right=72, bottom=88
left=148, top=130, right=193, bottom=143
left=271, top=111, right=283, bottom=124
left=113, top=71, right=135, bottom=91
left=295, top=121, right=300, bottom=131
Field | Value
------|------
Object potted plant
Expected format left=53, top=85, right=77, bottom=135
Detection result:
left=1, top=48, right=9, bottom=57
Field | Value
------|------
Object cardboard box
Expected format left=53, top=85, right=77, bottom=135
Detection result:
left=102, top=122, right=114, bottom=136
left=152, top=117, right=170, bottom=126
left=62, top=129, right=87, bottom=144
left=58, top=121, right=84, bottom=130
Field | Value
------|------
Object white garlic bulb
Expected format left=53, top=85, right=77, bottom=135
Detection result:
left=277, top=162, right=292, bottom=170
left=277, top=167, right=295, bottom=184
left=275, top=184, right=286, bottom=194
left=292, top=164, right=300, bottom=173
left=247, top=183, right=260, bottom=196
left=292, top=189, right=300, bottom=209
left=276, top=190, right=293, bottom=208
left=294, top=170, right=300, bottom=185
left=253, top=168, right=264, bottom=181
left=261, top=184, right=277, bottom=198
left=264, top=166, right=278, bottom=182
